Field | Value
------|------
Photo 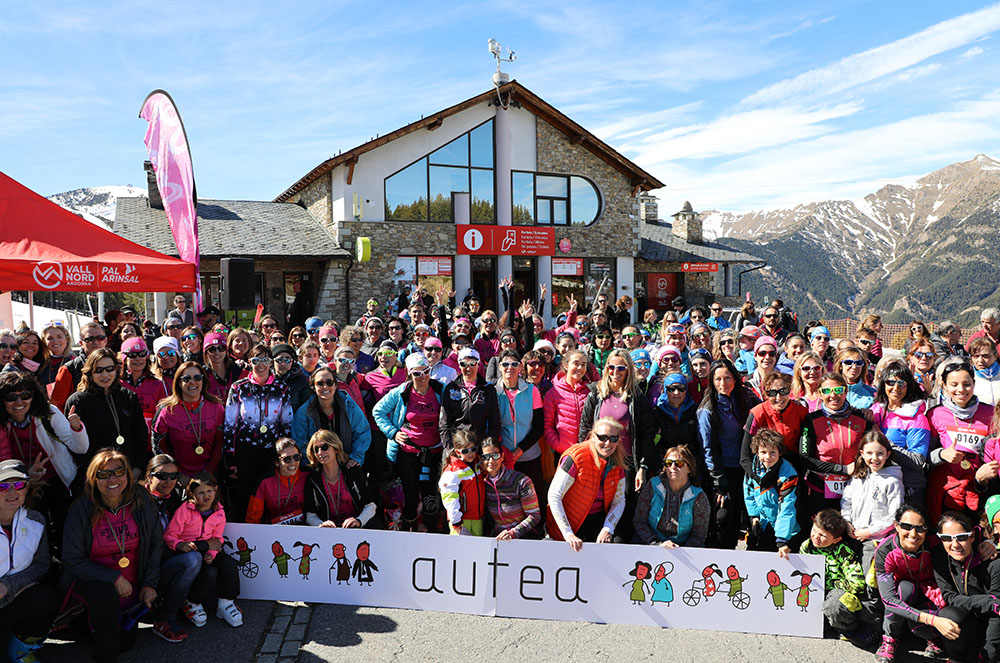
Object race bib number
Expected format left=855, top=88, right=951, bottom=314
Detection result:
left=947, top=424, right=987, bottom=456
left=823, top=474, right=848, bottom=499
left=274, top=510, right=304, bottom=525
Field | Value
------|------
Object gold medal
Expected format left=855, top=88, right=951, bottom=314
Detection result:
left=259, top=424, right=268, bottom=434
left=195, top=445, right=205, bottom=456
left=118, top=557, right=130, bottom=569
left=961, top=460, right=972, bottom=470
left=115, top=435, right=125, bottom=445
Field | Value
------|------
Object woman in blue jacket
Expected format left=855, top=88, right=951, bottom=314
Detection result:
left=291, top=366, right=371, bottom=468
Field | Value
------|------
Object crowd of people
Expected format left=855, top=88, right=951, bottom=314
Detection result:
left=3, top=288, right=1000, bottom=663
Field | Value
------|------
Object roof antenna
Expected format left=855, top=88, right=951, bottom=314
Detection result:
left=488, top=39, right=516, bottom=110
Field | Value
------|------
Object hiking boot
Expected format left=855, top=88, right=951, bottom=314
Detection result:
left=922, top=639, right=944, bottom=658
left=216, top=599, right=243, bottom=627
left=875, top=635, right=896, bottom=663
left=152, top=621, right=188, bottom=643
left=840, top=623, right=878, bottom=649
left=183, top=601, right=207, bottom=627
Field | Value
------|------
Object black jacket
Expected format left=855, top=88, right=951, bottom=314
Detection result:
left=931, top=534, right=1000, bottom=614
left=66, top=386, right=150, bottom=475
left=652, top=397, right=701, bottom=477
left=302, top=464, right=376, bottom=525
left=61, top=493, right=163, bottom=592
left=276, top=364, right=312, bottom=413
left=579, top=384, right=658, bottom=469
left=438, top=376, right=501, bottom=448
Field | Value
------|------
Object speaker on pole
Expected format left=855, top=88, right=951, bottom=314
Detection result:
left=220, top=258, right=256, bottom=309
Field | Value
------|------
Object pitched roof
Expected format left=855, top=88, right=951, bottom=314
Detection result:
left=639, top=221, right=763, bottom=264
left=274, top=80, right=665, bottom=202
left=114, top=197, right=347, bottom=259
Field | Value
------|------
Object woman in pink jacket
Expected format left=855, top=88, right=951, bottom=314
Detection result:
left=118, top=337, right=170, bottom=443
left=542, top=350, right=591, bottom=481
left=151, top=362, right=225, bottom=481
left=163, top=471, right=242, bottom=628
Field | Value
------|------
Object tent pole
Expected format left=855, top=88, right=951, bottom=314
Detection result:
left=98, top=292, right=105, bottom=324
left=28, top=292, right=34, bottom=330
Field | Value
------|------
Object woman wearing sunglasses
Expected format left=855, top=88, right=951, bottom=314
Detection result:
left=792, top=352, right=827, bottom=412
left=223, top=344, right=294, bottom=522
left=907, top=340, right=939, bottom=394
left=835, top=347, right=876, bottom=409
left=808, top=326, right=835, bottom=371
left=743, top=336, right=778, bottom=405
left=66, top=348, right=149, bottom=480
left=904, top=320, right=932, bottom=355
left=118, top=338, right=169, bottom=435
left=291, top=366, right=370, bottom=476
left=493, top=350, right=547, bottom=515
left=870, top=361, right=931, bottom=506
left=0, top=459, right=61, bottom=661
left=2, top=330, right=52, bottom=384
left=61, top=449, right=162, bottom=662
left=928, top=510, right=1000, bottom=662
left=151, top=337, right=181, bottom=389
left=578, top=349, right=656, bottom=542
left=303, top=429, right=379, bottom=530
left=925, top=360, right=995, bottom=525
left=481, top=437, right=542, bottom=540
left=798, top=372, right=871, bottom=524
left=873, top=504, right=949, bottom=662
left=547, top=417, right=627, bottom=550
left=245, top=438, right=307, bottom=525
left=633, top=443, right=710, bottom=548
left=151, top=362, right=225, bottom=481
left=178, top=327, right=204, bottom=365
left=653, top=372, right=701, bottom=475
left=439, top=348, right=501, bottom=451
left=373, top=354, right=446, bottom=532
left=202, top=332, right=243, bottom=403
left=330, top=346, right=367, bottom=412
left=586, top=325, right=616, bottom=374
left=484, top=329, right=520, bottom=383
left=739, top=371, right=808, bottom=483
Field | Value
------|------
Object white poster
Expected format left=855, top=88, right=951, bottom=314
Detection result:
left=223, top=524, right=824, bottom=638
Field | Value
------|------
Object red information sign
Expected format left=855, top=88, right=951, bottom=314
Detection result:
left=457, top=225, right=555, bottom=256
left=552, top=258, right=583, bottom=276
left=681, top=262, right=718, bottom=272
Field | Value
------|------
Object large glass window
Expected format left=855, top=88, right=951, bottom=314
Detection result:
left=510, top=171, right=602, bottom=226
left=384, top=119, right=495, bottom=223
left=585, top=259, right=616, bottom=309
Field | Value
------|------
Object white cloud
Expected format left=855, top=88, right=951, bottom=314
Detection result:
left=743, top=3, right=1000, bottom=105
left=963, top=46, right=985, bottom=57
left=895, top=63, right=942, bottom=82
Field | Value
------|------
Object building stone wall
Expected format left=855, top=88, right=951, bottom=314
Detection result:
left=634, top=258, right=719, bottom=306
left=671, top=212, right=703, bottom=244
left=531, top=120, right=641, bottom=258
left=290, top=173, right=333, bottom=232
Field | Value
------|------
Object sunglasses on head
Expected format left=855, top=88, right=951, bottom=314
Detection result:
left=280, top=454, right=302, bottom=464
left=662, top=458, right=687, bottom=468
left=896, top=521, right=927, bottom=533
left=0, top=480, right=27, bottom=492
left=819, top=386, right=846, bottom=395
left=938, top=532, right=974, bottom=543
left=2, top=391, right=32, bottom=403
left=180, top=374, right=204, bottom=383
left=409, top=369, right=430, bottom=378
left=765, top=387, right=791, bottom=397
left=96, top=466, right=127, bottom=480
left=314, top=379, right=336, bottom=388
left=124, top=350, right=148, bottom=359
left=92, top=365, right=117, bottom=375
left=151, top=471, right=180, bottom=481
left=481, top=451, right=502, bottom=461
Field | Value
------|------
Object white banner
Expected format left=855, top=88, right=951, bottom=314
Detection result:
left=222, top=524, right=824, bottom=638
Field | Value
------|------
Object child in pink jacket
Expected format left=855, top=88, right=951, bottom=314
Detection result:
left=164, top=472, right=243, bottom=628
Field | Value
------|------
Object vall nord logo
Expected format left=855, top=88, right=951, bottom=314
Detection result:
left=32, top=261, right=62, bottom=289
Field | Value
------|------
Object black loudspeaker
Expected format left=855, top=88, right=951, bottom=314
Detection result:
left=220, top=258, right=256, bottom=309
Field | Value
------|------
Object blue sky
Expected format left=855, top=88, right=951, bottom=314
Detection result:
left=3, top=1, right=1000, bottom=213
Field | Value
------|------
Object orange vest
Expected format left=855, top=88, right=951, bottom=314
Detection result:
left=546, top=442, right=625, bottom=540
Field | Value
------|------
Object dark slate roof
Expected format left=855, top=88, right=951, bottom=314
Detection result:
left=114, top=197, right=347, bottom=259
left=640, top=221, right=762, bottom=264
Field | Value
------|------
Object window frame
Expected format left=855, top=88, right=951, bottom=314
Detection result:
left=510, top=170, right=603, bottom=226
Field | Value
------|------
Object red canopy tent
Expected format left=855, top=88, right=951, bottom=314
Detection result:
left=0, top=170, right=195, bottom=292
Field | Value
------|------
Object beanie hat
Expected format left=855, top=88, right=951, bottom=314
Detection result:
left=153, top=337, right=180, bottom=355
left=271, top=343, right=295, bottom=359
left=203, top=332, right=227, bottom=348
left=754, top=336, right=778, bottom=354
left=405, top=353, right=429, bottom=370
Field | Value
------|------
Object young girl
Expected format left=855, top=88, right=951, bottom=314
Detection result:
left=164, top=472, right=243, bottom=628
left=840, top=430, right=904, bottom=574
left=438, top=430, right=486, bottom=536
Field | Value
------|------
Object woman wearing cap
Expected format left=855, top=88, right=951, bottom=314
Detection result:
left=870, top=362, right=931, bottom=505
left=547, top=417, right=627, bottom=550
left=223, top=344, right=294, bottom=522
left=925, top=360, right=995, bottom=524
left=630, top=348, right=653, bottom=398
left=66, top=348, right=149, bottom=480
left=649, top=345, right=683, bottom=406
left=272, top=343, right=311, bottom=413
left=303, top=430, right=379, bottom=529
left=61, top=449, right=161, bottom=662
left=743, top=336, right=778, bottom=405
left=835, top=347, right=876, bottom=409
left=534, top=339, right=560, bottom=381
left=316, top=325, right=340, bottom=367
left=792, top=351, right=826, bottom=412
left=151, top=337, right=181, bottom=389
left=0, top=459, right=61, bottom=662
left=698, top=358, right=751, bottom=548
left=661, top=323, right=692, bottom=378
left=439, top=348, right=501, bottom=450
left=687, top=348, right=712, bottom=404
left=118, top=338, right=169, bottom=435
left=0, top=371, right=88, bottom=541
left=2, top=330, right=52, bottom=383
left=202, top=332, right=243, bottom=403
left=151, top=362, right=225, bottom=481
left=420, top=336, right=456, bottom=386
left=374, top=354, right=446, bottom=531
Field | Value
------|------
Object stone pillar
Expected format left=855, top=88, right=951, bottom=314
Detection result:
left=153, top=292, right=167, bottom=324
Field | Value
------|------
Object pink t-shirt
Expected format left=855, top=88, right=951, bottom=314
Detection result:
left=404, top=388, right=440, bottom=448
left=90, top=507, right=140, bottom=607
left=598, top=393, right=633, bottom=457
left=322, top=473, right=357, bottom=522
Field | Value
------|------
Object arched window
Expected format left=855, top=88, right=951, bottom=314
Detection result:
left=511, top=171, right=602, bottom=226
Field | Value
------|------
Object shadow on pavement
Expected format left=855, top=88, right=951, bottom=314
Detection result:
left=301, top=603, right=398, bottom=650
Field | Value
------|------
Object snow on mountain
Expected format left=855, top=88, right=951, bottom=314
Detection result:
left=47, top=185, right=146, bottom=230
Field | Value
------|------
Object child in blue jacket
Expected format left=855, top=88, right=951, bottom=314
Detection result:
left=743, top=428, right=799, bottom=557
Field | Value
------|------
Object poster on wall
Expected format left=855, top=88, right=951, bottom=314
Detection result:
left=417, top=257, right=453, bottom=276
left=552, top=258, right=583, bottom=277
left=222, top=524, right=823, bottom=638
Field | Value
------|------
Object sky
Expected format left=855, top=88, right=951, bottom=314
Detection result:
left=3, top=1, right=1000, bottom=214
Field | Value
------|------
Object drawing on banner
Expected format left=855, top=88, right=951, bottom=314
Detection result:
left=623, top=561, right=652, bottom=605
left=684, top=563, right=723, bottom=605
left=352, top=541, right=378, bottom=586
left=791, top=571, right=818, bottom=611
left=765, top=570, right=790, bottom=610
left=294, top=542, right=319, bottom=579
left=270, top=541, right=293, bottom=578
left=722, top=565, right=750, bottom=610
left=650, top=562, right=674, bottom=606
left=224, top=536, right=258, bottom=578
left=330, top=543, right=352, bottom=585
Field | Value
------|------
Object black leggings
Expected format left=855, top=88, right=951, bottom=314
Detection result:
left=74, top=580, right=140, bottom=663
left=395, top=448, right=442, bottom=524
left=0, top=582, right=60, bottom=639
left=188, top=551, right=241, bottom=606
left=714, top=466, right=746, bottom=549
left=937, top=605, right=1000, bottom=663
left=576, top=511, right=607, bottom=542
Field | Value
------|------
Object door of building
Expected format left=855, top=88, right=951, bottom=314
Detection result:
left=470, top=257, right=497, bottom=314
left=646, top=273, right=679, bottom=313
left=511, top=257, right=536, bottom=314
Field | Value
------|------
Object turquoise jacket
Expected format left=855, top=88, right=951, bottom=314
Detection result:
left=743, top=457, right=799, bottom=546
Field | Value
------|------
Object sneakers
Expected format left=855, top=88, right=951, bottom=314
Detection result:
left=874, top=635, right=896, bottom=663
left=216, top=599, right=244, bottom=627
left=153, top=621, right=188, bottom=643
left=183, top=601, right=207, bottom=628
left=840, top=623, right=879, bottom=649
left=923, top=640, right=944, bottom=658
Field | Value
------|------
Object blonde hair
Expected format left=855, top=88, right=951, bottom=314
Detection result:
left=595, top=349, right=637, bottom=401
left=585, top=417, right=626, bottom=470
left=791, top=351, right=824, bottom=397
left=307, top=429, right=348, bottom=466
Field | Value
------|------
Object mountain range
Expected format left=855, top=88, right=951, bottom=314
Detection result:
left=700, top=154, right=1000, bottom=327
left=47, top=185, right=145, bottom=229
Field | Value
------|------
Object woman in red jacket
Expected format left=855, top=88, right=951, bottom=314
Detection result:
left=547, top=417, right=627, bottom=550
left=245, top=438, right=307, bottom=525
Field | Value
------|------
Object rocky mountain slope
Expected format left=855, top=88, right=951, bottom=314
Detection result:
left=700, top=155, right=1000, bottom=326
left=48, top=185, right=145, bottom=229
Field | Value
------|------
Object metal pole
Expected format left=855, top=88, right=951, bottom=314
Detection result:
left=27, top=292, right=34, bottom=330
